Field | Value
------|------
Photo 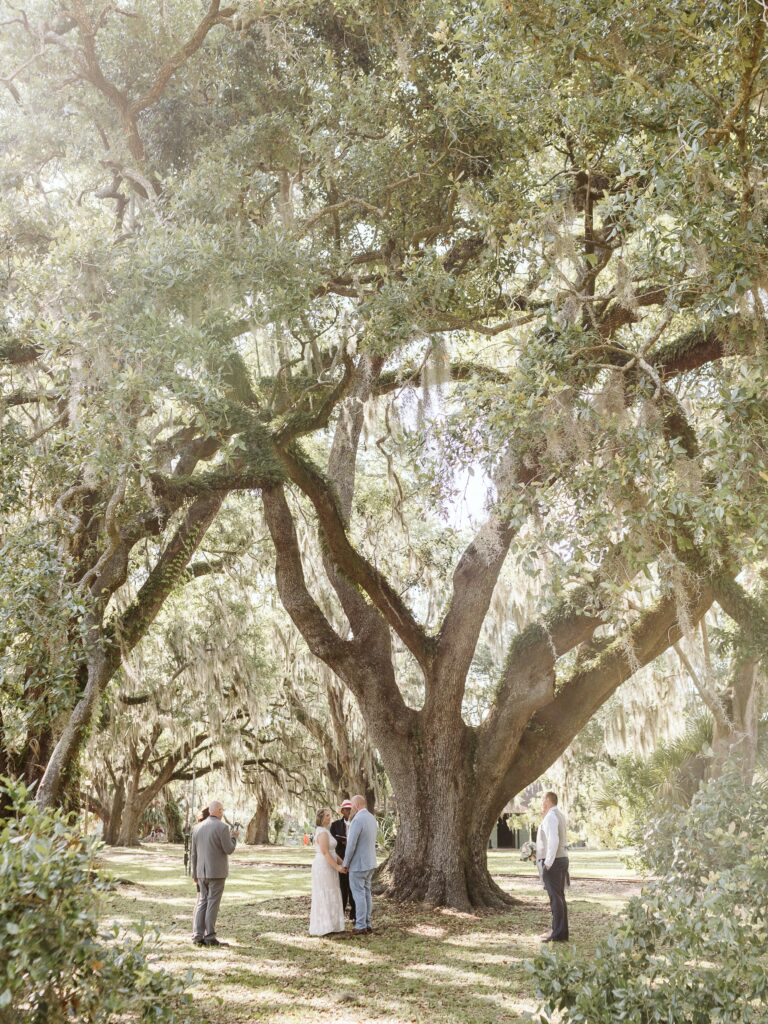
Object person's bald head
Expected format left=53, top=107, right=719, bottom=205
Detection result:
left=208, top=800, right=224, bottom=818
left=350, top=795, right=366, bottom=812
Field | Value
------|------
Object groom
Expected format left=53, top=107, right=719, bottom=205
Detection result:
left=342, top=794, right=377, bottom=936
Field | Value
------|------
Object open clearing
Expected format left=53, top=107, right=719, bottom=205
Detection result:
left=99, top=845, right=638, bottom=1024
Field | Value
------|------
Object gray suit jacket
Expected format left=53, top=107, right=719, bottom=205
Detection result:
left=190, top=817, right=237, bottom=880
left=342, top=808, right=377, bottom=872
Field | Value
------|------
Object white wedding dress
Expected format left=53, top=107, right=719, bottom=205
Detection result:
left=309, top=827, right=346, bottom=936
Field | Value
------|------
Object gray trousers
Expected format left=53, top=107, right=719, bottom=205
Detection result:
left=349, top=868, right=374, bottom=930
left=542, top=857, right=569, bottom=940
left=192, top=877, right=226, bottom=941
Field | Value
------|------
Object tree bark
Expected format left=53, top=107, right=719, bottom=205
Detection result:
left=36, top=494, right=222, bottom=810
left=116, top=789, right=146, bottom=846
left=246, top=796, right=272, bottom=844
left=376, top=714, right=512, bottom=910
left=103, top=777, right=126, bottom=845
left=710, top=657, right=761, bottom=784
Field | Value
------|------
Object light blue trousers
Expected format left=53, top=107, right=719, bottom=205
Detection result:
left=349, top=868, right=374, bottom=930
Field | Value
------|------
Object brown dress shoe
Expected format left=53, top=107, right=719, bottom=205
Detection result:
left=351, top=928, right=368, bottom=936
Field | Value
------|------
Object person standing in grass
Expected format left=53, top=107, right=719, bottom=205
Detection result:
left=191, top=799, right=239, bottom=947
left=536, top=791, right=570, bottom=943
left=330, top=799, right=357, bottom=922
left=342, top=795, right=378, bottom=936
left=309, top=807, right=347, bottom=936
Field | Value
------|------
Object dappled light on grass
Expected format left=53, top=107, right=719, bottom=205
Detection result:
left=398, top=961, right=507, bottom=989
left=406, top=924, right=448, bottom=938
left=99, top=846, right=636, bottom=1023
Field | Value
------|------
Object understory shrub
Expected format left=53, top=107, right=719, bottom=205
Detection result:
left=532, top=772, right=768, bottom=1023
left=0, top=778, right=192, bottom=1024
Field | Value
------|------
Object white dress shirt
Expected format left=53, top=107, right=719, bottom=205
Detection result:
left=537, top=807, right=566, bottom=870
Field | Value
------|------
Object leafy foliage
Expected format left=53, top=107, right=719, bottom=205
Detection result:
left=590, top=711, right=714, bottom=844
left=2, top=0, right=768, bottom=908
left=532, top=772, right=768, bottom=1023
left=0, top=779, right=191, bottom=1023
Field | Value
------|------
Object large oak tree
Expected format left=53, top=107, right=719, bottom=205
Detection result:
left=2, top=0, right=768, bottom=908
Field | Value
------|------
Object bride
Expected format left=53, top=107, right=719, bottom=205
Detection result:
left=309, top=807, right=347, bottom=936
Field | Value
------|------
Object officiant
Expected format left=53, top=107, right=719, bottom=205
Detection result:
left=330, top=799, right=356, bottom=922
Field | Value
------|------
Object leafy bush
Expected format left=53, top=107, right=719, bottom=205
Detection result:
left=0, top=779, right=191, bottom=1024
left=376, top=812, right=398, bottom=853
left=532, top=772, right=768, bottom=1023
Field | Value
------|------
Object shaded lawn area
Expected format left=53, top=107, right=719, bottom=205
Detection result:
left=99, top=845, right=639, bottom=1024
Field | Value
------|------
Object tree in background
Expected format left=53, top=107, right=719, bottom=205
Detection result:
left=0, top=0, right=336, bottom=807
left=84, top=524, right=341, bottom=844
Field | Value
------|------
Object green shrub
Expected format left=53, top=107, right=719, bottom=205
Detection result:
left=0, top=778, right=192, bottom=1024
left=376, top=812, right=398, bottom=853
left=531, top=772, right=768, bottom=1023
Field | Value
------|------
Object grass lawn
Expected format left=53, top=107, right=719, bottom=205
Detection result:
left=99, top=844, right=640, bottom=1024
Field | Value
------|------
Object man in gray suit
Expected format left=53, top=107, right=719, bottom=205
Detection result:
left=191, top=799, right=239, bottom=947
left=342, top=794, right=377, bottom=935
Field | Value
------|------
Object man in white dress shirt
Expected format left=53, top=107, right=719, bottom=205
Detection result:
left=536, top=790, right=569, bottom=942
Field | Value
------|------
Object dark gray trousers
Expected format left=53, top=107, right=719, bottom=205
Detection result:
left=339, top=868, right=356, bottom=920
left=192, top=877, right=226, bottom=941
left=542, top=857, right=569, bottom=940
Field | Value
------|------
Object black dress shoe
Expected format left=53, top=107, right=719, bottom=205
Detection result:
left=543, top=936, right=568, bottom=943
left=203, top=937, right=229, bottom=947
left=192, top=939, right=204, bottom=946
left=365, top=927, right=373, bottom=933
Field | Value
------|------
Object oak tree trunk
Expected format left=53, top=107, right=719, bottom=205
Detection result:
left=383, top=785, right=508, bottom=910
left=367, top=709, right=511, bottom=910
left=711, top=657, right=761, bottom=785
left=116, top=786, right=147, bottom=846
left=246, top=797, right=272, bottom=844
left=103, top=777, right=126, bottom=846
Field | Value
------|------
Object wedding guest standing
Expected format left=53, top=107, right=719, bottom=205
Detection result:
left=536, top=791, right=569, bottom=942
left=191, top=799, right=239, bottom=947
left=330, top=799, right=356, bottom=922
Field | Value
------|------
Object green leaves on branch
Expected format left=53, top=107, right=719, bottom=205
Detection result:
left=532, top=772, right=768, bottom=1023
left=0, top=779, right=192, bottom=1023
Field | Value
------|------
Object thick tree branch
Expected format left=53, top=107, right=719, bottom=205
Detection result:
left=130, top=1, right=236, bottom=117
left=261, top=484, right=355, bottom=673
left=433, top=457, right=530, bottom=706
left=277, top=444, right=434, bottom=672
left=321, top=355, right=392, bottom=640
left=495, top=575, right=717, bottom=812
left=117, top=494, right=223, bottom=655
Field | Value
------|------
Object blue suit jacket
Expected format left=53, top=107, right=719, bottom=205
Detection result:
left=342, top=808, right=377, bottom=872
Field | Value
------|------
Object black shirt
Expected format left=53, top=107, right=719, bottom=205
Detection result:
left=330, top=816, right=349, bottom=854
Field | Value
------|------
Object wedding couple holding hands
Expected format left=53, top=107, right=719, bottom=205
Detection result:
left=310, top=794, right=378, bottom=937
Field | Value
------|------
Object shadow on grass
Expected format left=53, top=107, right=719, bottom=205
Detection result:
left=101, top=846, right=633, bottom=1024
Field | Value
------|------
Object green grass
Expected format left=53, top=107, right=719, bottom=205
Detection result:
left=122, top=842, right=638, bottom=878
left=98, top=845, right=640, bottom=1024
